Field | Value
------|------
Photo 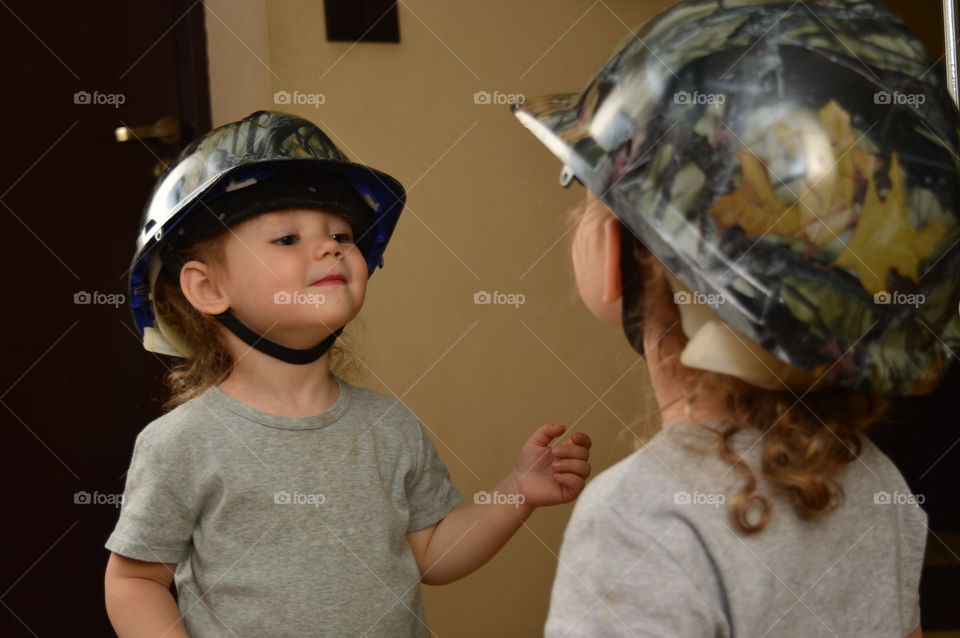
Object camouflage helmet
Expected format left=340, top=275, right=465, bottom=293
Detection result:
left=129, top=110, right=406, bottom=360
left=512, top=0, right=960, bottom=396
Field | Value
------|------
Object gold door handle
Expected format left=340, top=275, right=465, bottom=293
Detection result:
left=115, top=115, right=181, bottom=145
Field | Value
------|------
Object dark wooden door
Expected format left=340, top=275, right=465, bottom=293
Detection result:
left=0, top=1, right=210, bottom=635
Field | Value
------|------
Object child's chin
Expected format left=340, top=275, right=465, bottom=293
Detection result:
left=300, top=311, right=356, bottom=331
left=279, top=323, right=346, bottom=344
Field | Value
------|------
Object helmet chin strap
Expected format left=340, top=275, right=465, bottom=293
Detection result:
left=619, top=222, right=646, bottom=357
left=212, top=309, right=343, bottom=365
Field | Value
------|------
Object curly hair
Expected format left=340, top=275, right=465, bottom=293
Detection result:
left=571, top=197, right=891, bottom=534
left=151, top=231, right=361, bottom=413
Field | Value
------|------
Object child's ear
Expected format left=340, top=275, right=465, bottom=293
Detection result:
left=180, top=260, right=231, bottom=315
left=602, top=216, right=623, bottom=305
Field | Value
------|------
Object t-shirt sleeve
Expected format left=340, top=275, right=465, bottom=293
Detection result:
left=545, top=502, right=722, bottom=637
left=104, top=429, right=199, bottom=564
left=405, top=422, right=464, bottom=531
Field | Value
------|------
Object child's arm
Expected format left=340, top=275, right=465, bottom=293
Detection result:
left=407, top=424, right=591, bottom=585
left=104, top=552, right=191, bottom=638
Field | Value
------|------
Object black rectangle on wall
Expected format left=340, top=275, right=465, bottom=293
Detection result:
left=324, top=0, right=400, bottom=43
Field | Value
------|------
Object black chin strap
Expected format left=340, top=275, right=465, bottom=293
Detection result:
left=212, top=310, right=343, bottom=365
left=620, top=222, right=645, bottom=357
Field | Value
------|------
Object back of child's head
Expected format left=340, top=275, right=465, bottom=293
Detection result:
left=516, top=0, right=960, bottom=533
left=570, top=196, right=892, bottom=534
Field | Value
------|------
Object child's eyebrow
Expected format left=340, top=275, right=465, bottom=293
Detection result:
left=256, top=216, right=296, bottom=234
left=256, top=210, right=352, bottom=233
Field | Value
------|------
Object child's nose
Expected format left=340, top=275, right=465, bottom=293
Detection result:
left=313, top=235, right=343, bottom=260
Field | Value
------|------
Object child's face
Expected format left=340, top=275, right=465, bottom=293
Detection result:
left=215, top=207, right=368, bottom=345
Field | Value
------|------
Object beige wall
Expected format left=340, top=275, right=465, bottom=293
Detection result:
left=203, top=1, right=670, bottom=635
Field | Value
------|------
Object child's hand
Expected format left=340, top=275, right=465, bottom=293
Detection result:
left=513, top=424, right=592, bottom=509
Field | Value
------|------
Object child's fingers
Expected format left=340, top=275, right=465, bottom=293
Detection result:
left=553, top=472, right=586, bottom=494
left=527, top=423, right=566, bottom=448
left=551, top=442, right=590, bottom=460
left=552, top=459, right=591, bottom=477
left=571, top=431, right=592, bottom=448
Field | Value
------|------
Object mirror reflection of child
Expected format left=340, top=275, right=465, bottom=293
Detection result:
left=103, top=111, right=592, bottom=638
left=510, top=1, right=960, bottom=636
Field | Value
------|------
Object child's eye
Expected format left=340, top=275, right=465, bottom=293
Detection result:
left=274, top=234, right=299, bottom=246
left=332, top=232, right=354, bottom=244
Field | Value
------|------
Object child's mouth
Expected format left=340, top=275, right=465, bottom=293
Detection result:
left=311, top=275, right=346, bottom=286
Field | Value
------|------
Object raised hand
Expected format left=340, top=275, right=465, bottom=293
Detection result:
left=513, top=424, right=592, bottom=508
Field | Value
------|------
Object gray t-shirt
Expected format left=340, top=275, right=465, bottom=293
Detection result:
left=106, top=376, right=464, bottom=638
left=545, top=418, right=927, bottom=638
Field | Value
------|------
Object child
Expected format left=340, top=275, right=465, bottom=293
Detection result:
left=104, top=111, right=592, bottom=638
left=511, top=0, right=960, bottom=636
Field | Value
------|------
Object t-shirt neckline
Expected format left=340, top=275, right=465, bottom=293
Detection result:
left=662, top=416, right=765, bottom=453
left=202, top=376, right=352, bottom=430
